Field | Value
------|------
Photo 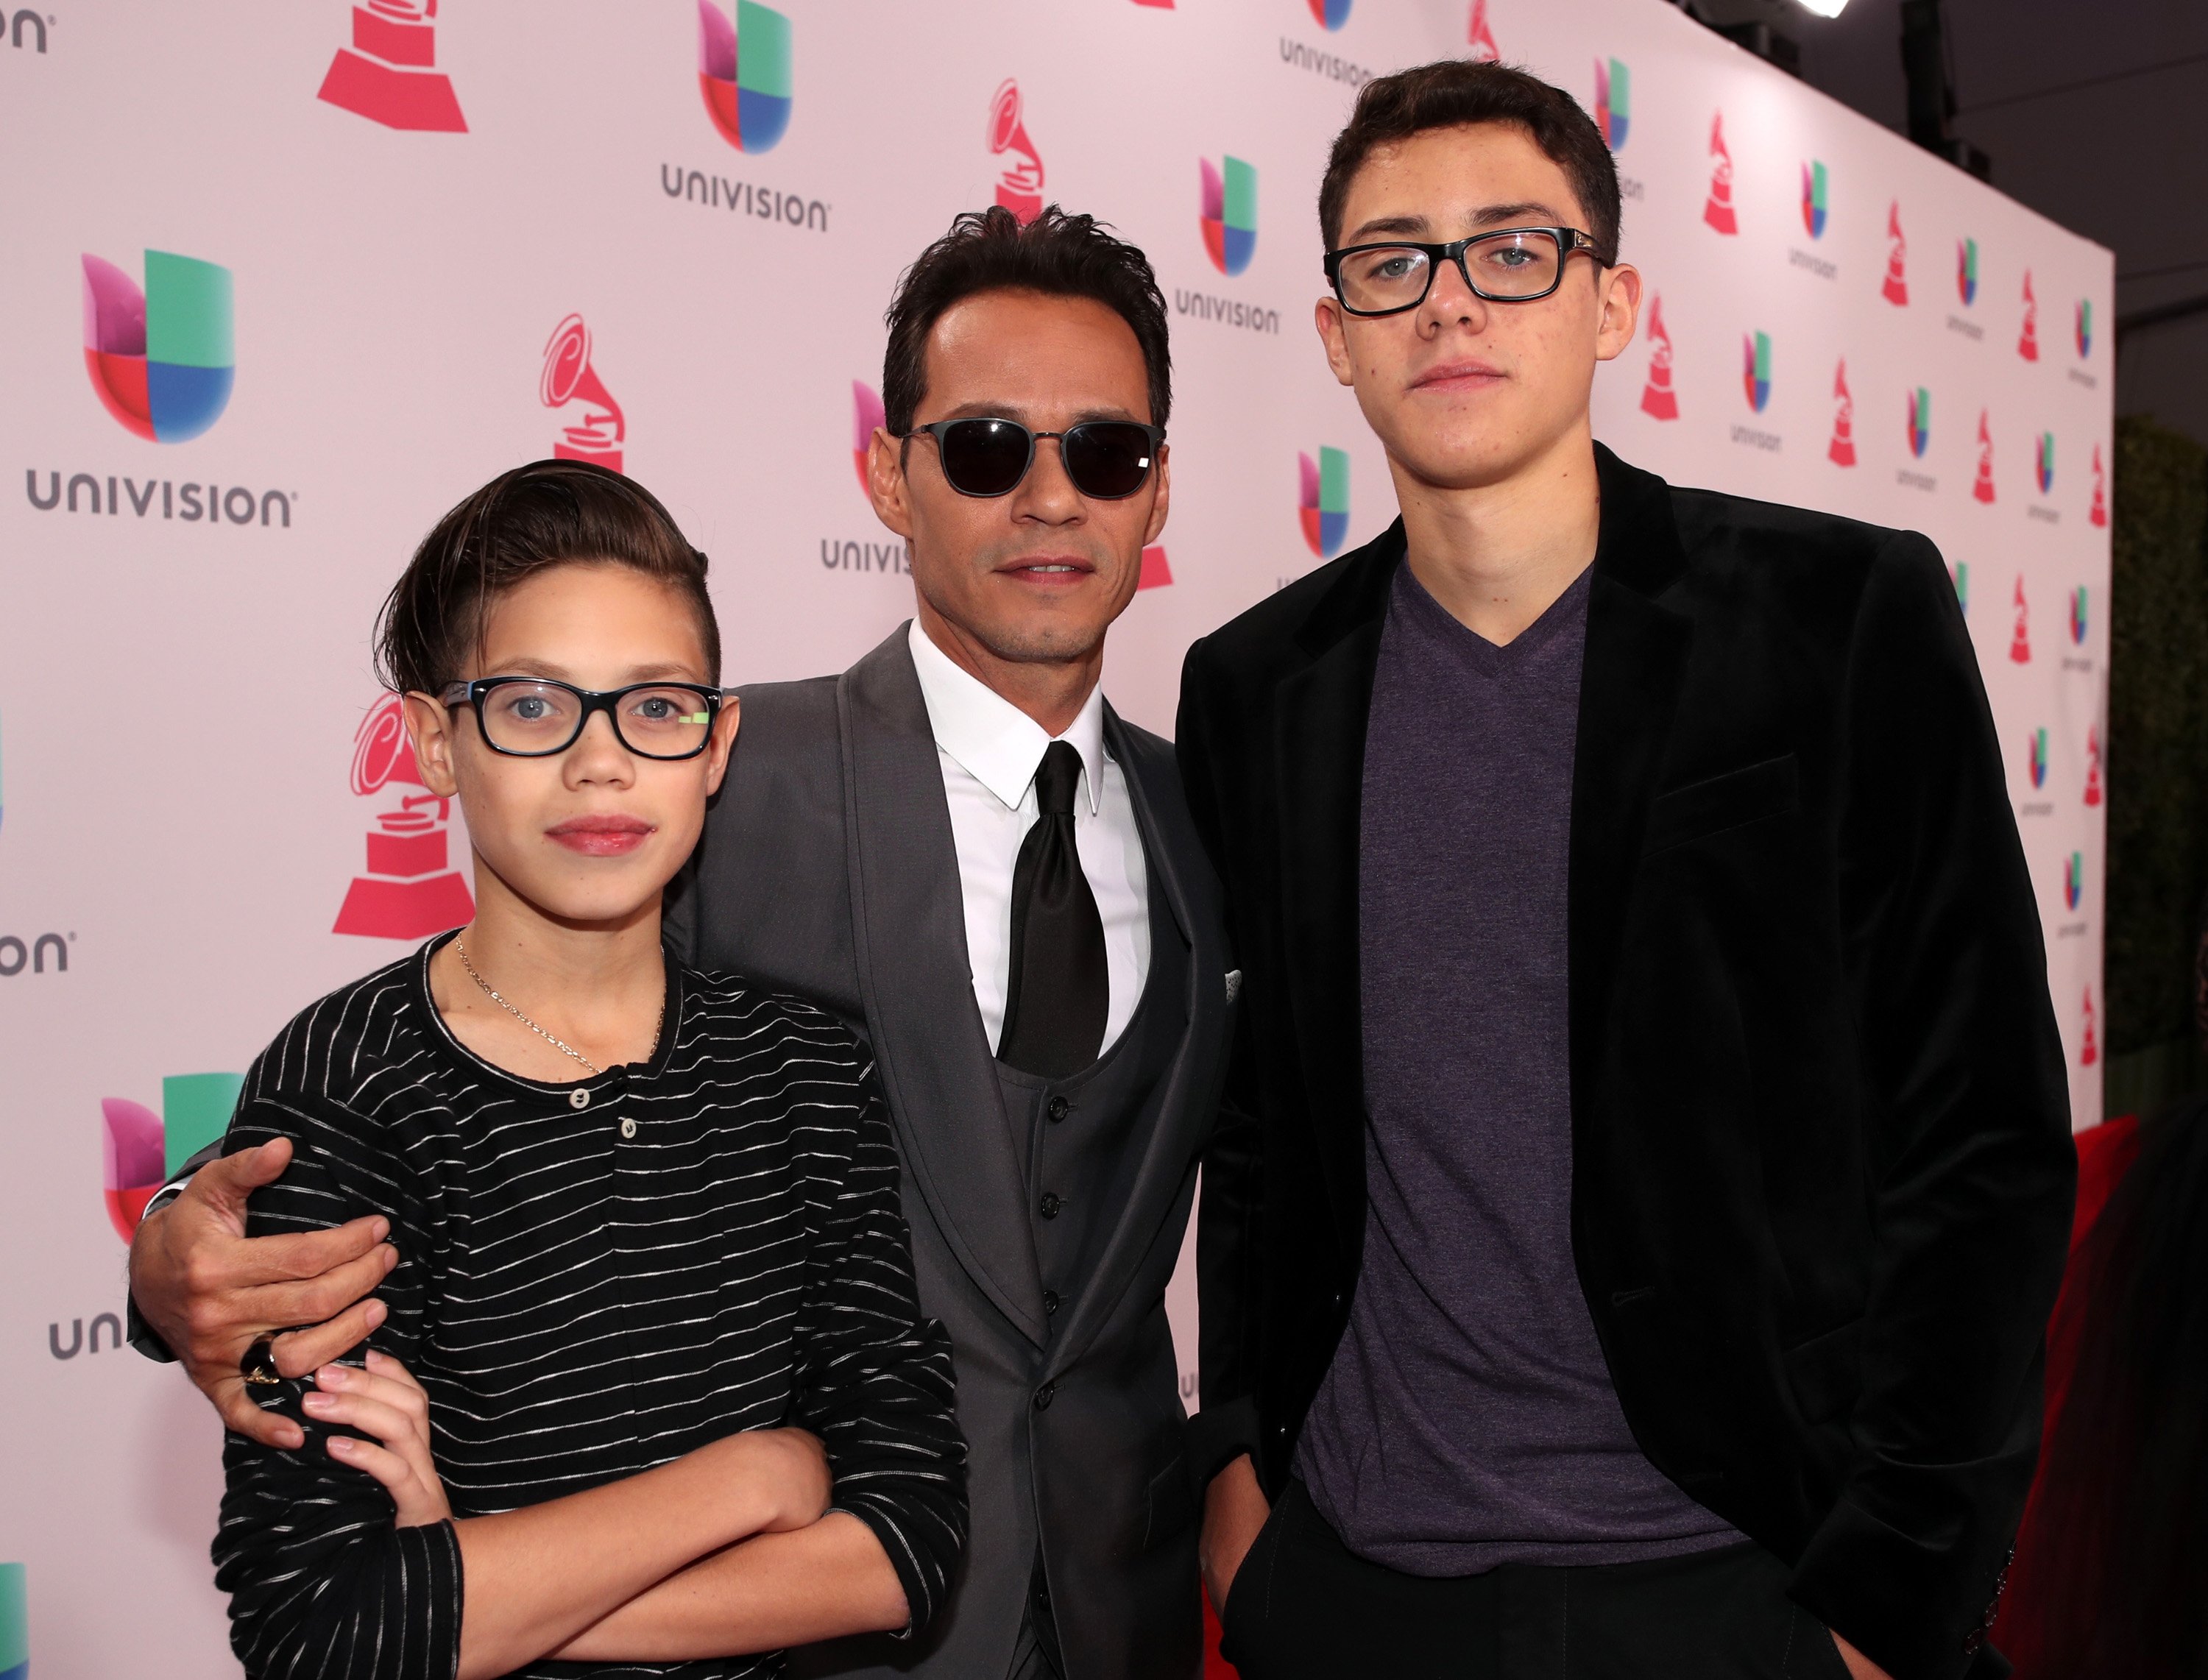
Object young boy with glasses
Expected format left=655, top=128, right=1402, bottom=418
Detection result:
left=207, top=461, right=966, bottom=1680
left=1180, top=59, right=2073, bottom=1680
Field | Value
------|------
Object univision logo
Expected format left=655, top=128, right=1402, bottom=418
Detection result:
left=0, top=1561, right=21, bottom=1680
left=2028, top=727, right=2048, bottom=790
left=1300, top=447, right=1348, bottom=559
left=1308, top=0, right=1352, bottom=29
left=1741, top=331, right=1772, bottom=413
left=82, top=250, right=233, bottom=442
left=2075, top=300, right=2092, bottom=359
left=1906, top=387, right=1931, bottom=458
left=101, top=1074, right=244, bottom=1242
left=2070, top=586, right=2087, bottom=645
left=1200, top=156, right=1258, bottom=277
left=698, top=0, right=791, bottom=153
left=1800, top=161, right=1827, bottom=238
left=1595, top=57, right=1630, bottom=149
left=2064, top=851, right=2084, bottom=912
left=1957, top=238, right=1978, bottom=305
left=2037, top=432, right=2055, bottom=494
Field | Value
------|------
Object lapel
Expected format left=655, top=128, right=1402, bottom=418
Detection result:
left=837, top=626, right=1049, bottom=1345
left=1044, top=709, right=1209, bottom=1375
left=1275, top=522, right=1404, bottom=1253
left=1568, top=445, right=1696, bottom=1107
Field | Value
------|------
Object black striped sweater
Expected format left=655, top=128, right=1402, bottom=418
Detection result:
left=210, top=936, right=966, bottom=1680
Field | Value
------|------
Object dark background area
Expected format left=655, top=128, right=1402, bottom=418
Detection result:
left=1676, top=0, right=2208, bottom=1115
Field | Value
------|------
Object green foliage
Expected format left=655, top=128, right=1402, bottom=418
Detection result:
left=2106, top=416, right=2208, bottom=1067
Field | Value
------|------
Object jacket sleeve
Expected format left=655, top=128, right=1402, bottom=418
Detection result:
left=209, top=1091, right=461, bottom=1680
left=1175, top=637, right=1268, bottom=1492
left=1788, top=531, right=2077, bottom=1680
left=788, top=1045, right=968, bottom=1637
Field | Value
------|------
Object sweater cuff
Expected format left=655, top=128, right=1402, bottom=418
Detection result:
left=1186, top=1397, right=1262, bottom=1495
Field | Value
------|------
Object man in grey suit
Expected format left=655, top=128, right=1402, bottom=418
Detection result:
left=127, top=205, right=1228, bottom=1680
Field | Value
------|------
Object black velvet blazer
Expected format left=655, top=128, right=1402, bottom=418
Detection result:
left=1176, top=444, right=2075, bottom=1680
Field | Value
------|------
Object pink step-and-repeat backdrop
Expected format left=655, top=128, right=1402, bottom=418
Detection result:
left=0, top=1, right=2110, bottom=1672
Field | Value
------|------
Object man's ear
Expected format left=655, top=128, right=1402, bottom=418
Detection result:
left=1593, top=261, right=1643, bottom=364
left=400, top=692, right=461, bottom=798
left=867, top=426, right=915, bottom=539
left=1314, top=296, right=1357, bottom=389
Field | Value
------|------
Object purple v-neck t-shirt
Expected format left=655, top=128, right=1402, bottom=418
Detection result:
left=1293, top=560, right=1741, bottom=1576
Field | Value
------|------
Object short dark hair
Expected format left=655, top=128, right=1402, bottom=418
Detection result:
left=1318, top=60, right=1622, bottom=263
left=881, top=204, right=1172, bottom=436
left=374, top=458, right=719, bottom=697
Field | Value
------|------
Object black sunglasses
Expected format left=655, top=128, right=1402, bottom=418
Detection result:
left=439, top=678, right=729, bottom=759
left=900, top=417, right=1165, bottom=500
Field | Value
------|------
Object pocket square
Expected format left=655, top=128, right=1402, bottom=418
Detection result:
left=1224, top=969, right=1242, bottom=1004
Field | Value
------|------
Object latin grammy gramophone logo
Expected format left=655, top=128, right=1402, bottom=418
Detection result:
left=1702, top=112, right=1737, bottom=235
left=1972, top=409, right=1996, bottom=503
left=318, top=0, right=467, bottom=132
left=1466, top=0, right=1498, bottom=60
left=1827, top=360, right=1855, bottom=467
left=2084, top=726, right=2102, bottom=806
left=2081, top=987, right=2098, bottom=1067
left=542, top=314, right=625, bottom=472
left=1638, top=296, right=1677, bottom=420
left=333, top=694, right=474, bottom=941
left=989, top=79, right=1045, bottom=224
left=1880, top=202, right=1908, bottom=305
left=2018, top=271, right=2039, bottom=361
left=2010, top=577, right=2031, bottom=664
left=2089, top=444, right=2108, bottom=527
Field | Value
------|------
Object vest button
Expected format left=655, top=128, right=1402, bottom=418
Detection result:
left=1039, top=1192, right=1061, bottom=1219
left=1033, top=1381, right=1055, bottom=1411
left=620, top=1117, right=637, bottom=1140
left=1044, top=1290, right=1061, bottom=1316
left=1047, top=1095, right=1069, bottom=1122
left=569, top=1088, right=591, bottom=1110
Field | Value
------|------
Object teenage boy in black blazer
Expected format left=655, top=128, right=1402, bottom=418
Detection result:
left=1180, top=60, right=2073, bottom=1680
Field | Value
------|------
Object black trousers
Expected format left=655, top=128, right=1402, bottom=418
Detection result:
left=1220, top=1481, right=1857, bottom=1680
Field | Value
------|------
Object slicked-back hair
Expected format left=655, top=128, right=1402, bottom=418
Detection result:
left=881, top=205, right=1172, bottom=437
left=374, top=458, right=720, bottom=698
left=1318, top=59, right=1622, bottom=264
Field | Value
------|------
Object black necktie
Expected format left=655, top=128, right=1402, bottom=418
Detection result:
left=998, top=740, right=1108, bottom=1078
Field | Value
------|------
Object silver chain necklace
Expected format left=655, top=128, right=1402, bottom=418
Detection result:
left=454, top=935, right=663, bottom=1079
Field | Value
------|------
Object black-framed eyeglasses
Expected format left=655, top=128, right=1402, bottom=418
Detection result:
left=900, top=417, right=1165, bottom=500
left=439, top=678, right=729, bottom=759
left=1323, top=227, right=1612, bottom=316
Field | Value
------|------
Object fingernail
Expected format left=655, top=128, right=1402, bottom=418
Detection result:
left=302, top=1393, right=333, bottom=1414
left=318, top=1366, right=348, bottom=1389
left=381, top=1247, right=399, bottom=1270
left=371, top=1217, right=390, bottom=1241
left=328, top=1436, right=354, bottom=1455
left=366, top=1301, right=389, bottom=1327
left=280, top=1430, right=305, bottom=1447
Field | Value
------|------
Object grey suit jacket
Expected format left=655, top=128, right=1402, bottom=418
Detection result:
left=664, top=625, right=1231, bottom=1680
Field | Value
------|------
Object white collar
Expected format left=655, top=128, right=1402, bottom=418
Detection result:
left=906, top=620, right=1108, bottom=816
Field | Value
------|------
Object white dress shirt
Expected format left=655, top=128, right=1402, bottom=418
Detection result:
left=906, top=620, right=1151, bottom=1058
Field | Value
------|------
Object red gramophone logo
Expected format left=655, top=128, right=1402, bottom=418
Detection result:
left=542, top=314, right=624, bottom=472
left=1827, top=359, right=1855, bottom=467
left=1880, top=202, right=1908, bottom=305
left=988, top=79, right=1045, bottom=224
left=2084, top=725, right=2102, bottom=807
left=2081, top=987, right=2098, bottom=1067
left=2089, top=444, right=2108, bottom=527
left=2018, top=271, right=2039, bottom=361
left=317, top=0, right=467, bottom=132
left=1702, top=112, right=1737, bottom=235
left=1972, top=409, right=1996, bottom=503
left=2009, top=577, right=2031, bottom=664
left=1139, top=546, right=1172, bottom=589
left=1638, top=295, right=1678, bottom=420
left=333, top=695, right=475, bottom=940
left=1466, top=0, right=1499, bottom=60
